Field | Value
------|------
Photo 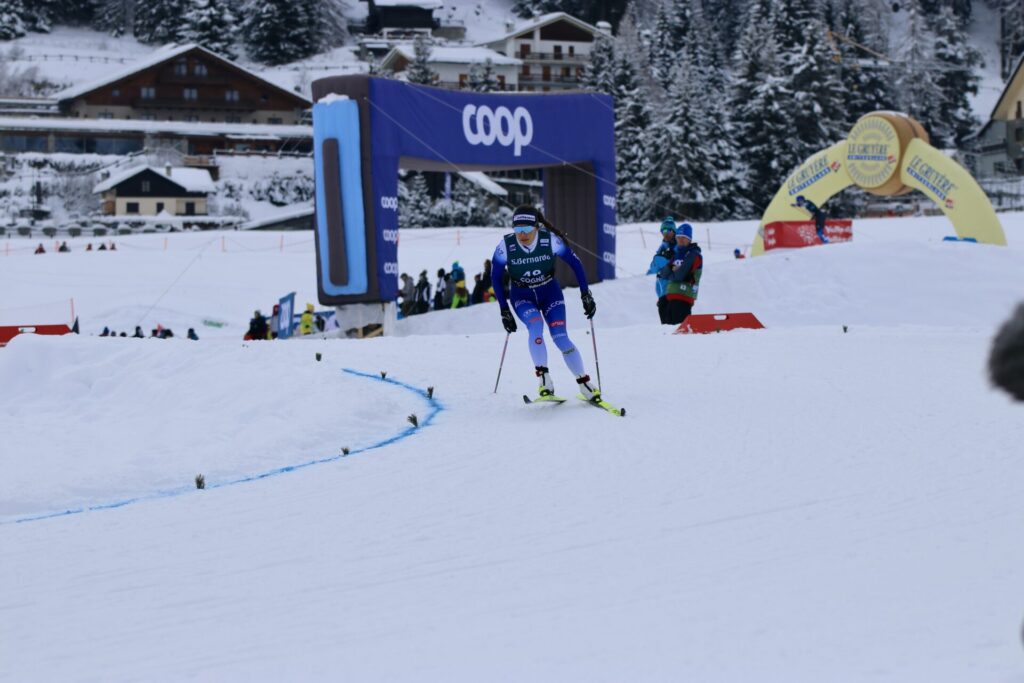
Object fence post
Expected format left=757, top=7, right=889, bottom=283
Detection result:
left=221, top=236, right=226, bottom=252
left=638, top=226, right=647, bottom=250
left=279, top=234, right=284, bottom=252
left=706, top=227, right=711, bottom=250
left=163, top=237, right=168, bottom=251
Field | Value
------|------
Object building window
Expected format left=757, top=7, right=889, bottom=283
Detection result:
left=553, top=45, right=562, bottom=57
left=183, top=88, right=198, bottom=101
left=522, top=65, right=530, bottom=76
left=98, top=112, right=114, bottom=119
left=186, top=115, right=199, bottom=122
left=459, top=73, right=467, bottom=87
left=561, top=66, right=570, bottom=78
left=225, top=89, right=240, bottom=102
left=195, top=62, right=208, bottom=76
left=141, top=180, right=151, bottom=192
left=126, top=202, right=140, bottom=214
left=185, top=201, right=196, bottom=216
left=1016, top=127, right=1024, bottom=142
left=497, top=75, right=506, bottom=89
left=226, top=115, right=242, bottom=123
left=519, top=43, right=530, bottom=58
left=542, top=65, right=550, bottom=81
left=141, top=86, right=156, bottom=100
left=1018, top=101, right=1022, bottom=119
left=111, top=88, right=120, bottom=97
left=156, top=202, right=165, bottom=213
left=568, top=45, right=575, bottom=57
left=268, top=117, right=283, bottom=124
left=174, top=60, right=188, bottom=76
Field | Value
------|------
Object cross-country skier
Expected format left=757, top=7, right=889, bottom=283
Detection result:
left=490, top=205, right=599, bottom=400
left=793, top=195, right=829, bottom=243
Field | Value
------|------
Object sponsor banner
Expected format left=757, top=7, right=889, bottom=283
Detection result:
left=762, top=220, right=853, bottom=251
left=899, top=138, right=1006, bottom=246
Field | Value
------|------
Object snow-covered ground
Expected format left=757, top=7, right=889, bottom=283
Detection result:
left=2, top=213, right=1023, bottom=681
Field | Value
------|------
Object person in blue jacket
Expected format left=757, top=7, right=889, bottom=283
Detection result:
left=793, top=195, right=828, bottom=243
left=648, top=217, right=677, bottom=323
left=491, top=205, right=599, bottom=400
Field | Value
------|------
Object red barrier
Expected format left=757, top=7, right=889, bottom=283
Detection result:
left=675, top=313, right=764, bottom=334
left=763, top=219, right=853, bottom=251
left=0, top=324, right=73, bottom=347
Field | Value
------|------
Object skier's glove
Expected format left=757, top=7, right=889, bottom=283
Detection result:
left=500, top=307, right=517, bottom=333
left=581, top=290, right=596, bottom=319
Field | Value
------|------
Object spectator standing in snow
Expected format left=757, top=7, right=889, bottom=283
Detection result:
left=734, top=248, right=745, bottom=259
left=98, top=243, right=107, bottom=251
left=187, top=328, right=199, bottom=340
left=649, top=218, right=678, bottom=324
left=792, top=195, right=828, bottom=243
left=34, top=243, right=45, bottom=254
left=471, top=273, right=487, bottom=304
left=299, top=303, right=315, bottom=335
left=247, top=310, right=268, bottom=340
left=399, top=273, right=415, bottom=317
left=132, top=326, right=144, bottom=338
left=58, top=241, right=70, bottom=253
left=658, top=222, right=702, bottom=325
left=451, top=261, right=466, bottom=288
left=414, top=270, right=431, bottom=315
left=434, top=268, right=450, bottom=310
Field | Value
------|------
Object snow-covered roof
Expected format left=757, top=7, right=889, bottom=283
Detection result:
left=478, top=12, right=606, bottom=45
left=0, top=116, right=311, bottom=139
left=93, top=165, right=216, bottom=194
left=51, top=43, right=310, bottom=106
left=457, top=171, right=507, bottom=197
left=987, top=51, right=1024, bottom=121
left=383, top=45, right=521, bottom=68
left=372, top=0, right=442, bottom=7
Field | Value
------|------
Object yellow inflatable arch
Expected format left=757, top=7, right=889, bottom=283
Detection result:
left=752, top=112, right=1007, bottom=256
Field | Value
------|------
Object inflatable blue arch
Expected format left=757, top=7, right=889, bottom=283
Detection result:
left=311, top=75, right=616, bottom=305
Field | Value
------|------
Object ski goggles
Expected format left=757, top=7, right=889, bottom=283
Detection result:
left=513, top=224, right=536, bottom=234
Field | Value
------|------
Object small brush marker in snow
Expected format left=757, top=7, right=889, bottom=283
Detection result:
left=843, top=325, right=848, bottom=333
left=407, top=414, right=418, bottom=428
left=381, top=371, right=387, bottom=379
left=195, top=474, right=205, bottom=490
left=342, top=447, right=350, bottom=456
left=427, top=386, right=434, bottom=399
left=315, top=352, right=322, bottom=361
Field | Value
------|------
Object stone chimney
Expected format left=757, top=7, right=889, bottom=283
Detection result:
left=165, top=164, right=172, bottom=177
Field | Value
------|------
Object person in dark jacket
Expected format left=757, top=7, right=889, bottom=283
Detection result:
left=433, top=268, right=450, bottom=310
left=414, top=270, right=431, bottom=314
left=247, top=310, right=268, bottom=340
left=132, top=326, right=144, bottom=338
left=648, top=218, right=677, bottom=324
left=793, top=195, right=828, bottom=243
left=658, top=222, right=702, bottom=325
left=470, top=273, right=487, bottom=304
left=58, top=241, right=70, bottom=253
left=34, top=243, right=46, bottom=254
left=187, top=328, right=199, bottom=340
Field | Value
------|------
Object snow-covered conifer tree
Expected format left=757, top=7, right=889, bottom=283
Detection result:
left=242, top=0, right=317, bottom=64
left=582, top=30, right=615, bottom=94
left=930, top=5, right=981, bottom=146
left=399, top=173, right=434, bottom=229
left=0, top=0, right=27, bottom=39
left=183, top=0, right=238, bottom=59
left=467, top=59, right=500, bottom=92
left=405, top=34, right=437, bottom=85
left=892, top=0, right=943, bottom=140
left=133, top=0, right=186, bottom=44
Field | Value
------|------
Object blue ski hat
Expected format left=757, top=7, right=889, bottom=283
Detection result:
left=796, top=195, right=806, bottom=205
left=676, top=222, right=693, bottom=240
left=660, top=217, right=676, bottom=234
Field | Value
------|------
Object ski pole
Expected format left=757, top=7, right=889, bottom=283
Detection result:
left=493, top=332, right=510, bottom=393
left=589, top=318, right=602, bottom=392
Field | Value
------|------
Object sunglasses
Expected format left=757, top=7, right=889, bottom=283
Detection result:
left=513, top=224, right=536, bottom=234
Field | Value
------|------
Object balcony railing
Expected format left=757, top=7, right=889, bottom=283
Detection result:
left=518, top=73, right=583, bottom=84
left=133, top=98, right=258, bottom=110
left=518, top=52, right=589, bottom=63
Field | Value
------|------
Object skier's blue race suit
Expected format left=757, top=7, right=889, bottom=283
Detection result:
left=491, top=230, right=589, bottom=374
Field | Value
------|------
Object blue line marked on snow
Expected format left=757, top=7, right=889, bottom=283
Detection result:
left=5, top=369, right=444, bottom=526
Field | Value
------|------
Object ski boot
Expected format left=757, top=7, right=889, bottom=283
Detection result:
left=536, top=366, right=555, bottom=397
left=576, top=374, right=600, bottom=402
